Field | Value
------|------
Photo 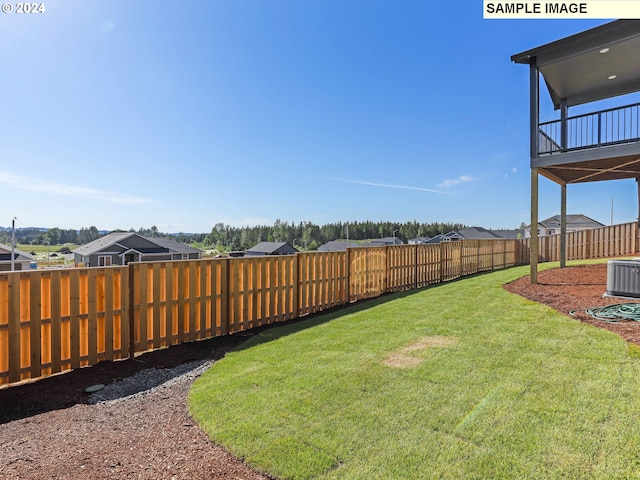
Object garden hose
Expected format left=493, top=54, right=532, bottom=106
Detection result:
left=571, top=303, right=640, bottom=323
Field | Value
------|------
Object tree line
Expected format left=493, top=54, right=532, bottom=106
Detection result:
left=199, top=219, right=468, bottom=251
left=0, top=226, right=103, bottom=246
left=3, top=220, right=471, bottom=252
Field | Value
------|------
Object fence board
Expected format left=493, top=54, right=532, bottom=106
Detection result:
left=8, top=273, right=20, bottom=383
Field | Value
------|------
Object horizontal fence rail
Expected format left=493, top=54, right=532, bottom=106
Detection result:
left=538, top=102, right=640, bottom=155
left=1, top=224, right=637, bottom=387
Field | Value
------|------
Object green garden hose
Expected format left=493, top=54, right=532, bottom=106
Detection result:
left=574, top=303, right=640, bottom=323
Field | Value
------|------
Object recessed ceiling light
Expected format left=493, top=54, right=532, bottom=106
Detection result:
left=608, top=75, right=617, bottom=80
left=600, top=48, right=610, bottom=54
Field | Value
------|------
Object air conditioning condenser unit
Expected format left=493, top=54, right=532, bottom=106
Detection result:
left=606, top=260, right=640, bottom=298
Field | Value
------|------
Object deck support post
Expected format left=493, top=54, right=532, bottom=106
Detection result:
left=529, top=58, right=540, bottom=284
left=559, top=99, right=568, bottom=268
left=637, top=177, right=640, bottom=253
left=560, top=184, right=567, bottom=267
left=531, top=169, right=539, bottom=283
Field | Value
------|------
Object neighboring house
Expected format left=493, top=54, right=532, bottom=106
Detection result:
left=361, top=237, right=403, bottom=247
left=317, top=240, right=360, bottom=252
left=245, top=242, right=298, bottom=256
left=0, top=243, right=35, bottom=271
left=524, top=214, right=604, bottom=238
left=421, top=227, right=524, bottom=244
left=408, top=237, right=431, bottom=244
left=425, top=231, right=465, bottom=244
left=489, top=229, right=524, bottom=239
left=72, top=232, right=202, bottom=267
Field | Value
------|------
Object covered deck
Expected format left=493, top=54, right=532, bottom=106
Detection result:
left=512, top=20, right=640, bottom=282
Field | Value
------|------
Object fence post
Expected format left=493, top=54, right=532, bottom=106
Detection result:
left=292, top=253, right=299, bottom=319
left=218, top=258, right=229, bottom=336
left=414, top=245, right=419, bottom=290
left=385, top=246, right=390, bottom=294
left=128, top=263, right=135, bottom=359
left=8, top=273, right=20, bottom=384
left=345, top=248, right=351, bottom=303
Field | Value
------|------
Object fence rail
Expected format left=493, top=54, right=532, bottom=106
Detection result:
left=1, top=224, right=638, bottom=387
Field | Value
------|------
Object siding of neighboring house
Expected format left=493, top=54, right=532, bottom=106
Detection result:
left=0, top=243, right=34, bottom=271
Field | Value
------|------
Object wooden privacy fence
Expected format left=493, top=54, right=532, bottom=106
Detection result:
left=519, top=221, right=639, bottom=263
left=0, top=240, right=519, bottom=387
left=1, top=224, right=636, bottom=387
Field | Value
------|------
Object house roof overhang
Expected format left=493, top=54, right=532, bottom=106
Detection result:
left=511, top=20, right=640, bottom=109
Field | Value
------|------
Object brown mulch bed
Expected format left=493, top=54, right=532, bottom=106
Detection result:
left=0, top=332, right=271, bottom=480
left=1, top=263, right=638, bottom=479
left=503, top=263, right=640, bottom=346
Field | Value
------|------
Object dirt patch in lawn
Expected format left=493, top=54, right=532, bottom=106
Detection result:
left=383, top=336, right=459, bottom=368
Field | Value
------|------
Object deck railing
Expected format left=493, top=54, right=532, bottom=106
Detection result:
left=1, top=222, right=638, bottom=387
left=538, top=102, right=640, bottom=154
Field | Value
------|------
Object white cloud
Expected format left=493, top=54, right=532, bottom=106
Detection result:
left=325, top=177, right=444, bottom=194
left=436, top=175, right=478, bottom=189
left=0, top=173, right=151, bottom=205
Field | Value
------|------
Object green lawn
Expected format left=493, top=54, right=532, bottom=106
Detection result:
left=189, top=262, right=640, bottom=479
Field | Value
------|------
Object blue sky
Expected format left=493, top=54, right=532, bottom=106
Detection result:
left=0, top=1, right=636, bottom=233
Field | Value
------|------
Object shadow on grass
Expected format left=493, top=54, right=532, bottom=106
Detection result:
left=0, top=268, right=519, bottom=425
left=231, top=281, right=456, bottom=353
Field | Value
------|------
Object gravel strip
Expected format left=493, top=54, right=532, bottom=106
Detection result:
left=0, top=359, right=269, bottom=480
left=87, top=359, right=215, bottom=404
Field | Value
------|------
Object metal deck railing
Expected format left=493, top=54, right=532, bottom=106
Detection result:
left=538, top=102, right=640, bottom=155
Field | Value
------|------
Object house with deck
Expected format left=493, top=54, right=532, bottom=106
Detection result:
left=512, top=20, right=640, bottom=282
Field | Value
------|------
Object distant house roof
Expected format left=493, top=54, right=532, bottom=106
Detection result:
left=0, top=243, right=34, bottom=262
left=73, top=232, right=202, bottom=257
left=73, top=232, right=143, bottom=256
left=457, top=227, right=504, bottom=240
left=423, top=228, right=523, bottom=244
left=425, top=231, right=465, bottom=244
left=245, top=242, right=298, bottom=256
left=360, top=237, right=403, bottom=247
left=151, top=237, right=202, bottom=255
left=537, top=214, right=604, bottom=230
left=317, top=240, right=359, bottom=252
left=458, top=227, right=524, bottom=240
left=488, top=229, right=524, bottom=239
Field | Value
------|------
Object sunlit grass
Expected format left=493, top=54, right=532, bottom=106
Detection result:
left=190, top=262, right=640, bottom=479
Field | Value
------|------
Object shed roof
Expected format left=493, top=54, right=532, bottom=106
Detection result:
left=511, top=20, right=640, bottom=109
